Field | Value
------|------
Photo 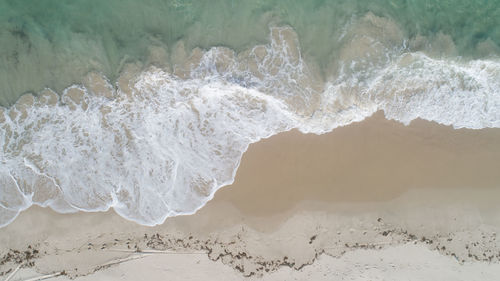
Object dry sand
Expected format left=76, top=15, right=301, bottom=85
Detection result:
left=1, top=112, right=500, bottom=280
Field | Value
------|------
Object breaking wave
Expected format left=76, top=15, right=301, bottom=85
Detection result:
left=1, top=15, right=499, bottom=227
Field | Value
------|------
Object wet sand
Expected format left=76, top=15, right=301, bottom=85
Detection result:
left=1, top=112, right=500, bottom=280
left=216, top=111, right=500, bottom=215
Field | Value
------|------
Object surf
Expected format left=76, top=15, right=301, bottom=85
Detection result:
left=0, top=18, right=499, bottom=227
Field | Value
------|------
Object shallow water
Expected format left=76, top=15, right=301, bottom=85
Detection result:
left=0, top=1, right=499, bottom=227
left=1, top=0, right=499, bottom=105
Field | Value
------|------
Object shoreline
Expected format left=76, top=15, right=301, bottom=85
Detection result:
left=1, top=112, right=500, bottom=280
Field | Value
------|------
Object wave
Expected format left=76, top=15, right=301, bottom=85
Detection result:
left=1, top=14, right=499, bottom=227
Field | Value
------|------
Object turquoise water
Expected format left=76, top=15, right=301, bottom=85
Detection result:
left=1, top=0, right=499, bottom=105
left=1, top=1, right=499, bottom=227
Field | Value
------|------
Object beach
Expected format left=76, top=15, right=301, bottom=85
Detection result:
left=1, top=1, right=500, bottom=280
left=2, top=112, right=500, bottom=280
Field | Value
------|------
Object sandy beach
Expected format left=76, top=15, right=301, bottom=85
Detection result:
left=1, top=1, right=500, bottom=280
left=1, top=112, right=500, bottom=280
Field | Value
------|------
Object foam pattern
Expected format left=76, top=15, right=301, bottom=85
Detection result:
left=0, top=21, right=499, bottom=227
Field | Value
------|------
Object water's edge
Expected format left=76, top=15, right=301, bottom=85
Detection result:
left=1, top=20, right=499, bottom=228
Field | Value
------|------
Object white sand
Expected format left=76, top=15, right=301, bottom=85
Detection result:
left=37, top=244, right=499, bottom=281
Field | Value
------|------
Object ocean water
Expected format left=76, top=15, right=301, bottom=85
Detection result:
left=0, top=0, right=499, bottom=227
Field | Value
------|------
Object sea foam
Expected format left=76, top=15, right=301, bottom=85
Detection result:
left=1, top=18, right=499, bottom=227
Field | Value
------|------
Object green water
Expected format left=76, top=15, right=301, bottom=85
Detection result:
left=1, top=0, right=499, bottom=106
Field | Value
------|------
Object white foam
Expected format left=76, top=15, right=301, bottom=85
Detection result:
left=0, top=23, right=499, bottom=227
